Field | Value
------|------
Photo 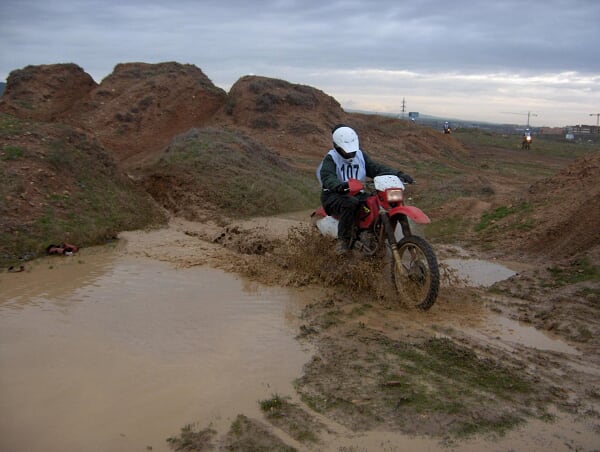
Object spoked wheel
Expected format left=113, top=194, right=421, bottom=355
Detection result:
left=390, top=235, right=440, bottom=310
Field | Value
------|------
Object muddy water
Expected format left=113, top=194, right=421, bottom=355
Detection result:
left=442, top=257, right=517, bottom=287
left=442, top=257, right=582, bottom=355
left=479, top=313, right=581, bottom=355
left=0, top=247, right=310, bottom=451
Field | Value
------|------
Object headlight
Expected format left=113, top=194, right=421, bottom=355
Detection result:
left=386, top=189, right=404, bottom=202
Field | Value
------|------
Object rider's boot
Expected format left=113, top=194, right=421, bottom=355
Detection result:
left=335, top=239, right=351, bottom=256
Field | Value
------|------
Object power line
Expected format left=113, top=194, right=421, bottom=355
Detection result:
left=501, top=111, right=538, bottom=127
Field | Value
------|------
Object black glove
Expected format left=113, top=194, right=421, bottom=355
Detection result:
left=397, top=172, right=414, bottom=184
left=333, top=182, right=349, bottom=193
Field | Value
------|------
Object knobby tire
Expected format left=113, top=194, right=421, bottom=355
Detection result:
left=391, top=235, right=440, bottom=310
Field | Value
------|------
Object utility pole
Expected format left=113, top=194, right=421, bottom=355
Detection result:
left=590, top=113, right=600, bottom=127
left=401, top=98, right=406, bottom=118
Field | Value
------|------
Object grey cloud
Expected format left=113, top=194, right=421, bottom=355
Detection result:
left=0, top=0, right=598, bottom=125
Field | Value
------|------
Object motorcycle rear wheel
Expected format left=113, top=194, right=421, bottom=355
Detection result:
left=390, top=235, right=439, bottom=310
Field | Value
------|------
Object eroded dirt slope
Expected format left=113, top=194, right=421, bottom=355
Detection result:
left=1, top=62, right=227, bottom=166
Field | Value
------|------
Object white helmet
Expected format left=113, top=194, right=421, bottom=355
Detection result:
left=332, top=125, right=359, bottom=159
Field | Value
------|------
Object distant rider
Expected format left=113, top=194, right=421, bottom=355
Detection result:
left=443, top=122, right=451, bottom=134
left=317, top=124, right=414, bottom=255
left=522, top=129, right=532, bottom=148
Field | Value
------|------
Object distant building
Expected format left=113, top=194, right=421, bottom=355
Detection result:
left=570, top=124, right=600, bottom=135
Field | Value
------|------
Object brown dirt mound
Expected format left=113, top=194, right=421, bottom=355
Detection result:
left=1, top=122, right=108, bottom=228
left=78, top=62, right=228, bottom=166
left=523, top=153, right=600, bottom=257
left=209, top=75, right=469, bottom=171
left=0, top=62, right=228, bottom=167
left=0, top=63, right=96, bottom=122
left=209, top=75, right=346, bottom=167
left=1, top=63, right=469, bottom=174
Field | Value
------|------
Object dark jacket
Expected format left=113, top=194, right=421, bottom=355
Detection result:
left=319, top=150, right=405, bottom=191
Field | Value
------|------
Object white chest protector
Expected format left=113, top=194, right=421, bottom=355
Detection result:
left=317, top=149, right=367, bottom=186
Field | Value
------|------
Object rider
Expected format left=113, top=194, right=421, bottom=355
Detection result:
left=522, top=128, right=532, bottom=147
left=317, top=124, right=415, bottom=255
left=443, top=121, right=451, bottom=133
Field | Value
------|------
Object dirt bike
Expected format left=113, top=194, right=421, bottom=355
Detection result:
left=311, top=175, right=440, bottom=310
left=521, top=134, right=532, bottom=149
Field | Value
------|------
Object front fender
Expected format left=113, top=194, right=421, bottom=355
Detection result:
left=389, top=205, right=431, bottom=224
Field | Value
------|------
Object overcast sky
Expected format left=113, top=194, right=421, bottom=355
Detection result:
left=1, top=0, right=599, bottom=127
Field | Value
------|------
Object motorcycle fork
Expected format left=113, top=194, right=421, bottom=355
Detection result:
left=380, top=211, right=404, bottom=267
left=398, top=215, right=412, bottom=238
left=382, top=212, right=414, bottom=272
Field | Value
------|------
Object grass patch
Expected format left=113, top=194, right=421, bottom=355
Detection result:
left=455, top=414, right=524, bottom=438
left=1, top=145, right=25, bottom=160
left=475, top=203, right=532, bottom=232
left=225, top=414, right=297, bottom=451
left=453, top=128, right=598, bottom=159
left=381, top=337, right=533, bottom=435
left=428, top=216, right=474, bottom=242
left=167, top=414, right=299, bottom=451
left=166, top=423, right=217, bottom=451
left=420, top=338, right=531, bottom=395
left=259, top=394, right=321, bottom=444
left=547, top=258, right=600, bottom=286
left=296, top=331, right=537, bottom=438
left=0, top=116, right=167, bottom=266
left=576, top=287, right=600, bottom=307
left=413, top=174, right=496, bottom=213
left=144, top=127, right=320, bottom=218
left=260, top=394, right=286, bottom=415
left=453, top=129, right=521, bottom=150
left=412, top=160, right=463, bottom=177
left=0, top=113, right=27, bottom=136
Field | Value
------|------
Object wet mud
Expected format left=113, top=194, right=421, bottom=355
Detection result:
left=1, top=216, right=599, bottom=451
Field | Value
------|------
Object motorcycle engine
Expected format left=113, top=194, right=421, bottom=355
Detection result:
left=355, top=231, right=379, bottom=255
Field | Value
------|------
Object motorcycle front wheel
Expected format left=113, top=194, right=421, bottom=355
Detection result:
left=390, top=235, right=440, bottom=310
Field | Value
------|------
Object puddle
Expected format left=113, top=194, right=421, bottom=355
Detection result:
left=439, top=256, right=580, bottom=355
left=443, top=257, right=516, bottom=287
left=0, top=251, right=310, bottom=452
left=477, top=314, right=581, bottom=355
